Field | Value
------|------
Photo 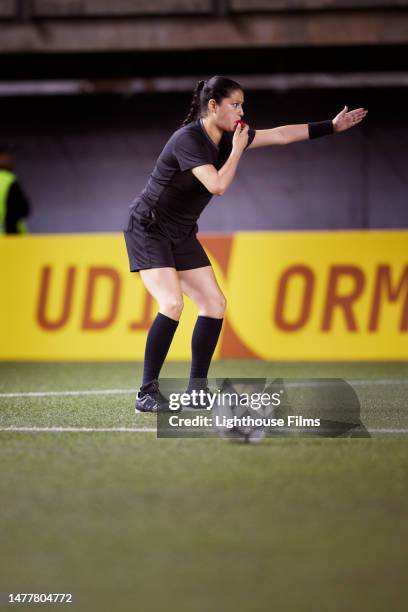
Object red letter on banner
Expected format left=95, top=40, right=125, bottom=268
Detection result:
left=369, top=265, right=408, bottom=331
left=275, top=265, right=314, bottom=331
left=322, top=266, right=365, bottom=331
left=37, top=265, right=76, bottom=331
left=82, top=267, right=121, bottom=330
left=129, top=292, right=154, bottom=331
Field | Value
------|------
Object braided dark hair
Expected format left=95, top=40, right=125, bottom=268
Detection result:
left=182, top=80, right=206, bottom=126
left=182, top=75, right=243, bottom=126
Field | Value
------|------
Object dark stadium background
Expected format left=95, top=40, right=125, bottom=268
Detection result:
left=1, top=3, right=408, bottom=234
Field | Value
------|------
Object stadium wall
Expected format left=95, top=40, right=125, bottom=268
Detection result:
left=1, top=88, right=408, bottom=234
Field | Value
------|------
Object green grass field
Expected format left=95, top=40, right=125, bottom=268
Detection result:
left=1, top=361, right=408, bottom=612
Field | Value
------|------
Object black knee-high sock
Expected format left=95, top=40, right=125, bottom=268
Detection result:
left=188, top=316, right=223, bottom=386
left=142, top=313, right=179, bottom=388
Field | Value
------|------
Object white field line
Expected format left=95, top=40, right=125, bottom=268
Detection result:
left=0, top=426, right=407, bottom=434
left=286, top=379, right=408, bottom=387
left=0, top=378, right=407, bottom=399
left=0, top=426, right=156, bottom=433
left=0, top=389, right=135, bottom=398
left=370, top=428, right=408, bottom=434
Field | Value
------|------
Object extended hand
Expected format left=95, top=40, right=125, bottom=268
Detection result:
left=333, top=105, right=368, bottom=132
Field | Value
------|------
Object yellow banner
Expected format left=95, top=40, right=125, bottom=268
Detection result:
left=0, top=231, right=407, bottom=360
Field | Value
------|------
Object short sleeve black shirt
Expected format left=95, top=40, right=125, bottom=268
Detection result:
left=135, top=118, right=255, bottom=232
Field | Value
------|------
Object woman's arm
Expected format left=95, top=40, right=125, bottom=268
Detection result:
left=247, top=105, right=368, bottom=149
left=191, top=124, right=249, bottom=195
left=247, top=125, right=307, bottom=148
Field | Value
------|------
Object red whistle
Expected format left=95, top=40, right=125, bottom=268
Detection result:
left=235, top=120, right=248, bottom=129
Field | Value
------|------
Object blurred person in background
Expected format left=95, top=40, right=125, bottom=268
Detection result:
left=123, top=75, right=367, bottom=413
left=0, top=144, right=31, bottom=234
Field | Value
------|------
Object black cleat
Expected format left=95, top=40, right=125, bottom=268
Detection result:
left=184, top=380, right=212, bottom=410
left=135, top=380, right=179, bottom=414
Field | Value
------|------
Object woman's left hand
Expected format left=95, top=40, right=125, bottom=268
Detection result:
left=332, top=106, right=368, bottom=132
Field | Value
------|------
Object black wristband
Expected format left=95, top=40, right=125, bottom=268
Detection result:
left=308, top=120, right=334, bottom=139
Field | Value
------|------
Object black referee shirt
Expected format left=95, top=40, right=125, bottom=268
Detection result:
left=135, top=118, right=255, bottom=232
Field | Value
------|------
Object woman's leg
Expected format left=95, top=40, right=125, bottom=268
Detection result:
left=139, top=267, right=183, bottom=388
left=178, top=266, right=226, bottom=388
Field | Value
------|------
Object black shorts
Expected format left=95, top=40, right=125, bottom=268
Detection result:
left=123, top=203, right=211, bottom=273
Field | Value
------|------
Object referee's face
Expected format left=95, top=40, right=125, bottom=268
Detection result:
left=214, top=89, right=245, bottom=132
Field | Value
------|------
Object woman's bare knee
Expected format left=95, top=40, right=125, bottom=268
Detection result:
left=139, top=268, right=184, bottom=320
left=160, top=295, right=184, bottom=320
left=200, top=293, right=226, bottom=318
left=178, top=267, right=227, bottom=317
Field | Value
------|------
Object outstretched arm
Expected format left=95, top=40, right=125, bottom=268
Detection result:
left=247, top=105, right=368, bottom=149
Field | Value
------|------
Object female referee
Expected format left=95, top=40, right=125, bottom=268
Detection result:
left=123, top=75, right=367, bottom=413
